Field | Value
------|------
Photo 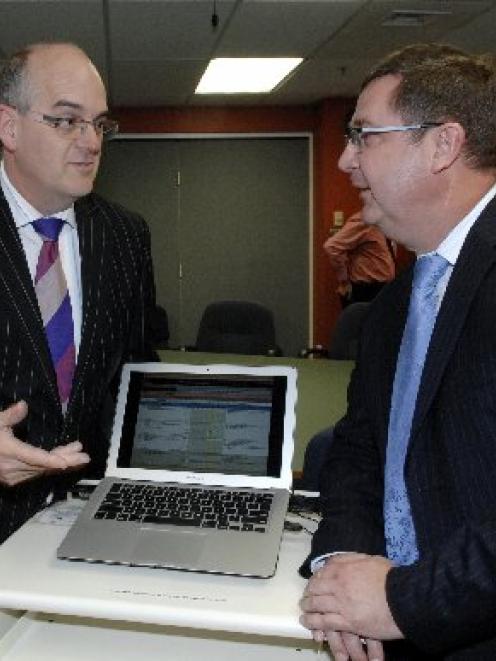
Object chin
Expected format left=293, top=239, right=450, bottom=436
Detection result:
left=361, top=209, right=381, bottom=226
left=68, top=181, right=95, bottom=200
left=360, top=195, right=380, bottom=225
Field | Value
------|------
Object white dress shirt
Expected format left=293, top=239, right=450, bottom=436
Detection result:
left=0, top=162, right=82, bottom=357
left=429, top=182, right=496, bottom=307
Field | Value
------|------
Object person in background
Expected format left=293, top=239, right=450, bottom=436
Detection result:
left=299, top=42, right=496, bottom=660
left=0, top=42, right=156, bottom=542
left=324, top=210, right=395, bottom=307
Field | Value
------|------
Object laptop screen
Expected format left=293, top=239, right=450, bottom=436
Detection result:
left=117, top=371, right=288, bottom=478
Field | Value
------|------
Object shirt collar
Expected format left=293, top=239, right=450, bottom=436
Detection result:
left=420, top=182, right=496, bottom=266
left=0, top=161, right=76, bottom=229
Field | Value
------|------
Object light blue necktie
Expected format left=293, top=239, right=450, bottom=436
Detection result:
left=384, top=253, right=449, bottom=565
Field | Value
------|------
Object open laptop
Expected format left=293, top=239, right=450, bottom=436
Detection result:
left=58, top=362, right=297, bottom=578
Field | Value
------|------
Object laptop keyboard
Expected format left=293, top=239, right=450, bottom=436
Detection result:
left=93, top=483, right=273, bottom=533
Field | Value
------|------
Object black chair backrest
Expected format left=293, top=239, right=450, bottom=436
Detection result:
left=298, top=426, right=334, bottom=492
left=196, top=300, right=278, bottom=356
left=150, top=304, right=169, bottom=348
left=328, top=302, right=370, bottom=360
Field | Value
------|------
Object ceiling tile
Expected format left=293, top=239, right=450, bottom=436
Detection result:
left=108, top=0, right=237, bottom=60
left=112, top=59, right=207, bottom=105
left=217, top=1, right=363, bottom=56
left=0, top=1, right=107, bottom=79
left=0, top=0, right=495, bottom=106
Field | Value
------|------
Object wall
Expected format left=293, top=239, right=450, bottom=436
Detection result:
left=96, top=136, right=310, bottom=355
left=312, top=99, right=359, bottom=346
left=113, top=101, right=361, bottom=348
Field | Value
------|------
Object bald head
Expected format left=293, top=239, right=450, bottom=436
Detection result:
left=0, top=43, right=105, bottom=113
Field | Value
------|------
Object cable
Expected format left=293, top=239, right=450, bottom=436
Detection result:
left=211, top=0, right=219, bottom=29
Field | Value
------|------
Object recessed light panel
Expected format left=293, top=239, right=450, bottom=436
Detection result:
left=195, top=57, right=303, bottom=94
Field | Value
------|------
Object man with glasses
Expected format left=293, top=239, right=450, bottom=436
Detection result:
left=0, top=42, right=156, bottom=541
left=300, top=43, right=496, bottom=660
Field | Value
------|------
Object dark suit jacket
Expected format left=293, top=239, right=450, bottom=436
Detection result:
left=302, top=195, right=496, bottom=660
left=0, top=189, right=156, bottom=542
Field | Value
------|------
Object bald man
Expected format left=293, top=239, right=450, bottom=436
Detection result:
left=0, top=42, right=156, bottom=540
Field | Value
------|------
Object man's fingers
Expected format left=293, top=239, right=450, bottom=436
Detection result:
left=50, top=443, right=90, bottom=466
left=364, top=638, right=385, bottom=661
left=3, top=437, right=69, bottom=469
left=0, top=465, right=42, bottom=486
left=326, top=630, right=351, bottom=661
left=342, top=632, right=368, bottom=661
left=0, top=401, right=28, bottom=428
left=0, top=402, right=62, bottom=469
left=52, top=441, right=84, bottom=454
left=0, top=408, right=91, bottom=486
left=300, top=606, right=347, bottom=633
left=326, top=631, right=382, bottom=661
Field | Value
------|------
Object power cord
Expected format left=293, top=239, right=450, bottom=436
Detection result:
left=286, top=492, right=321, bottom=534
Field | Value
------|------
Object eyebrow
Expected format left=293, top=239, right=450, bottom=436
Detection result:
left=354, top=114, right=388, bottom=127
left=348, top=118, right=365, bottom=128
left=52, top=99, right=109, bottom=118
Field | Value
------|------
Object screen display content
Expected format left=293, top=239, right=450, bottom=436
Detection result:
left=118, top=372, right=287, bottom=477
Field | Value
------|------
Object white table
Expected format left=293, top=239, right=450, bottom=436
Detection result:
left=0, top=503, right=323, bottom=659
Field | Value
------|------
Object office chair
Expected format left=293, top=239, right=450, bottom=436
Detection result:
left=150, top=304, right=169, bottom=349
left=327, top=301, right=370, bottom=359
left=195, top=300, right=281, bottom=356
left=293, top=426, right=334, bottom=492
left=300, top=301, right=370, bottom=361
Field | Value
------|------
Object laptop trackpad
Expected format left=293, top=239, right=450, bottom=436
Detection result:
left=132, top=528, right=206, bottom=567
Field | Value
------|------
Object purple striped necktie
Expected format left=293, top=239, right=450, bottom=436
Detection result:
left=32, top=217, right=75, bottom=412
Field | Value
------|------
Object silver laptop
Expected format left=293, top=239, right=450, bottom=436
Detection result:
left=58, top=362, right=297, bottom=578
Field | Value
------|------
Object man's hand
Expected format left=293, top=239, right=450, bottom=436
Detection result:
left=300, top=554, right=403, bottom=651
left=336, top=282, right=352, bottom=298
left=323, top=630, right=384, bottom=661
left=0, top=401, right=90, bottom=486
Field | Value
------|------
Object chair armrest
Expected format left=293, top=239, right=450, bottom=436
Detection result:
left=298, top=345, right=329, bottom=359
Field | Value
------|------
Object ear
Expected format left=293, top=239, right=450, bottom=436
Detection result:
left=0, top=104, right=18, bottom=152
left=431, top=122, right=465, bottom=173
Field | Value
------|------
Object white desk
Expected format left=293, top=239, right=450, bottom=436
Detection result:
left=0, top=504, right=323, bottom=659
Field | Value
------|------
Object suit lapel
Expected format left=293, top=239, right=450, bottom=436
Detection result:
left=411, top=199, right=496, bottom=442
left=377, top=268, right=413, bottom=445
left=69, top=196, right=109, bottom=409
left=0, top=191, right=59, bottom=406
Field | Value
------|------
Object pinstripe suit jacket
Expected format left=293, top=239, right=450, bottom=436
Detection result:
left=303, top=195, right=496, bottom=660
left=0, top=189, right=156, bottom=542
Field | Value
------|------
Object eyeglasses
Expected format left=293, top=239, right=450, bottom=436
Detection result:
left=345, top=123, right=443, bottom=150
left=22, top=110, right=119, bottom=140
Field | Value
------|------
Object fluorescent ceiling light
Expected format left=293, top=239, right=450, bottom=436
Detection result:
left=195, top=57, right=303, bottom=95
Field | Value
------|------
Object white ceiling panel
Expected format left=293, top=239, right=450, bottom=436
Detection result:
left=317, top=0, right=495, bottom=60
left=108, top=0, right=237, bottom=60
left=0, top=1, right=107, bottom=75
left=0, top=0, right=495, bottom=107
left=217, top=1, right=362, bottom=56
left=271, top=56, right=372, bottom=102
left=112, top=59, right=207, bottom=105
left=443, top=2, right=496, bottom=52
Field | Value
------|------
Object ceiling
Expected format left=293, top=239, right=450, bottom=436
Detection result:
left=1, top=0, right=496, bottom=108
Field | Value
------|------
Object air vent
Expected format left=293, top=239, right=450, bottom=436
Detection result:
left=382, top=9, right=451, bottom=27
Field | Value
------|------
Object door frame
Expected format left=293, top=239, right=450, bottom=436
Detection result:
left=110, top=132, right=314, bottom=345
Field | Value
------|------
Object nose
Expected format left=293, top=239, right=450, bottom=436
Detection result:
left=338, top=141, right=358, bottom=174
left=76, top=122, right=102, bottom=152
